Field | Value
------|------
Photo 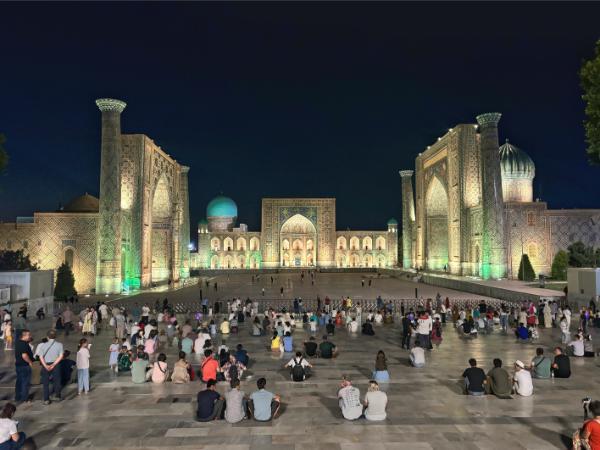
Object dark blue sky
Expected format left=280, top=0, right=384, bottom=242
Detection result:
left=1, top=2, right=599, bottom=243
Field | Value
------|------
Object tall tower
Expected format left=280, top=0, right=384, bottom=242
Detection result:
left=400, top=170, right=416, bottom=269
left=95, top=98, right=126, bottom=294
left=476, top=112, right=507, bottom=279
left=179, top=166, right=191, bottom=279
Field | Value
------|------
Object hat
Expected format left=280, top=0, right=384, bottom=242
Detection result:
left=515, top=360, right=525, bottom=369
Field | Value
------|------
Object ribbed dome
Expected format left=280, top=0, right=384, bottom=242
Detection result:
left=499, top=139, right=535, bottom=179
left=387, top=218, right=398, bottom=225
left=206, top=195, right=237, bottom=218
left=63, top=193, right=99, bottom=213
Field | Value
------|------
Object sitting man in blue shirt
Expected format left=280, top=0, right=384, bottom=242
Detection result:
left=249, top=378, right=281, bottom=421
left=234, top=344, right=249, bottom=366
left=196, top=379, right=224, bottom=421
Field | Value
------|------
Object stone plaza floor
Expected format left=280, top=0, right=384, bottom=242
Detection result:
left=0, top=272, right=597, bottom=449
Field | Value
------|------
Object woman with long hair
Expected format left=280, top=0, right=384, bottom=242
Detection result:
left=0, top=402, right=26, bottom=449
left=372, top=350, right=390, bottom=382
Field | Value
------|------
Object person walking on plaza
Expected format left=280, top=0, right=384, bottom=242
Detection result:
left=108, top=337, right=120, bottom=374
left=14, top=330, right=34, bottom=404
left=76, top=338, right=91, bottom=394
left=38, top=330, right=64, bottom=404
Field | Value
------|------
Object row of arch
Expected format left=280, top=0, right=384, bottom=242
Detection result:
left=282, top=238, right=314, bottom=251
left=337, top=236, right=386, bottom=251
left=337, top=253, right=387, bottom=268
left=210, top=254, right=261, bottom=269
left=211, top=236, right=260, bottom=252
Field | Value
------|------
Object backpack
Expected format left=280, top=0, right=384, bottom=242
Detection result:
left=292, top=358, right=305, bottom=382
left=228, top=363, right=239, bottom=381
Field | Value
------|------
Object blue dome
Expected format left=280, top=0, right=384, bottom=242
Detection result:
left=207, top=196, right=237, bottom=218
left=499, top=140, right=535, bottom=179
left=387, top=218, right=398, bottom=225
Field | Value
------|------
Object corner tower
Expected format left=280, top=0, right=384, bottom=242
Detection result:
left=95, top=98, right=126, bottom=294
left=476, top=112, right=507, bottom=279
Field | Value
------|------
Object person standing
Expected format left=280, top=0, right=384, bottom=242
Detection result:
left=416, top=311, right=432, bottom=349
left=14, top=330, right=33, bottom=404
left=38, top=330, right=64, bottom=405
left=76, top=338, right=91, bottom=395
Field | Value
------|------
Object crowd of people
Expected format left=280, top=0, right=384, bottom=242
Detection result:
left=2, top=278, right=600, bottom=448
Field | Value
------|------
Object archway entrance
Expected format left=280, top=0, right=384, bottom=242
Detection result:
left=280, top=214, right=317, bottom=267
left=425, top=177, right=449, bottom=271
left=151, top=176, right=173, bottom=284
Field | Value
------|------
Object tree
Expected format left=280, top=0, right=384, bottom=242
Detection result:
left=517, top=254, right=536, bottom=281
left=54, top=262, right=77, bottom=300
left=0, top=250, right=38, bottom=271
left=0, top=133, right=7, bottom=174
left=581, top=39, right=600, bottom=164
left=551, top=250, right=569, bottom=280
left=567, top=241, right=595, bottom=267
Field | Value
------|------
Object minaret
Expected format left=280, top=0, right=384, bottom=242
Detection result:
left=95, top=98, right=126, bottom=294
left=179, top=166, right=191, bottom=279
left=476, top=112, right=507, bottom=279
left=400, top=170, right=416, bottom=269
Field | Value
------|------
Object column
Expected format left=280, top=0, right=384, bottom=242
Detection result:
left=179, top=166, right=191, bottom=279
left=476, top=112, right=507, bottom=279
left=95, top=98, right=126, bottom=294
left=400, top=170, right=416, bottom=269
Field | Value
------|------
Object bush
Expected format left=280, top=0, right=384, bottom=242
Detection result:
left=54, top=262, right=77, bottom=300
left=551, top=250, right=569, bottom=280
left=517, top=254, right=536, bottom=281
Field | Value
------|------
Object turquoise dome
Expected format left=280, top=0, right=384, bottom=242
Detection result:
left=499, top=139, right=535, bottom=179
left=207, top=195, right=238, bottom=218
left=387, top=218, right=398, bottom=225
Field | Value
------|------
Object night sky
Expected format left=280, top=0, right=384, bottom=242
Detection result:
left=1, top=2, right=599, bottom=245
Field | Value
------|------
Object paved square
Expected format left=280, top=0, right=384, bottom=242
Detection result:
left=0, top=272, right=595, bottom=449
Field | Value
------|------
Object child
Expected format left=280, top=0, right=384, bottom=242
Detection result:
left=77, top=339, right=91, bottom=394
left=117, top=346, right=132, bottom=373
left=209, top=319, right=217, bottom=336
left=3, top=320, right=13, bottom=350
left=108, top=337, right=120, bottom=374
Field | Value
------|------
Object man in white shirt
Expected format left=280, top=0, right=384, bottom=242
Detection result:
left=410, top=345, right=426, bottom=368
left=38, top=330, right=65, bottom=404
left=347, top=318, right=359, bottom=333
left=513, top=360, right=533, bottom=397
left=141, top=305, right=150, bottom=323
left=568, top=334, right=585, bottom=357
left=337, top=377, right=362, bottom=420
left=195, top=330, right=211, bottom=354
left=416, top=312, right=433, bottom=349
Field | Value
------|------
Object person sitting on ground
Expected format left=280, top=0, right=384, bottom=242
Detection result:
left=224, top=378, right=248, bottom=424
left=0, top=403, right=26, bottom=449
left=180, top=334, right=194, bottom=356
left=117, top=346, right=132, bottom=373
left=282, top=332, right=294, bottom=353
left=462, top=358, right=486, bottom=396
left=151, top=353, right=169, bottom=384
left=194, top=328, right=211, bottom=354
left=318, top=335, right=337, bottom=359
left=201, top=349, right=220, bottom=383
left=515, top=323, right=529, bottom=341
left=252, top=317, right=263, bottom=336
left=530, top=347, right=552, bottom=379
left=363, top=380, right=387, bottom=421
left=234, top=344, right=249, bottom=366
left=304, top=336, right=318, bottom=357
left=362, top=320, right=375, bottom=336
left=326, top=319, right=335, bottom=336
left=373, top=350, right=390, bottom=382
left=171, top=351, right=191, bottom=384
left=486, top=358, right=512, bottom=398
left=552, top=347, right=571, bottom=378
left=222, top=354, right=246, bottom=382
left=512, top=360, right=533, bottom=396
left=284, top=351, right=312, bottom=381
left=220, top=318, right=230, bottom=335
left=568, top=333, right=585, bottom=357
left=249, top=378, right=281, bottom=421
left=196, top=379, right=224, bottom=422
left=338, top=376, right=362, bottom=420
left=347, top=317, right=359, bottom=333
left=131, top=351, right=150, bottom=384
left=410, top=344, right=426, bottom=368
left=270, top=331, right=282, bottom=353
left=374, top=311, right=384, bottom=324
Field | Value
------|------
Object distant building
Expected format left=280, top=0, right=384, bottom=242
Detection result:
left=400, top=113, right=600, bottom=279
left=193, top=196, right=398, bottom=269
